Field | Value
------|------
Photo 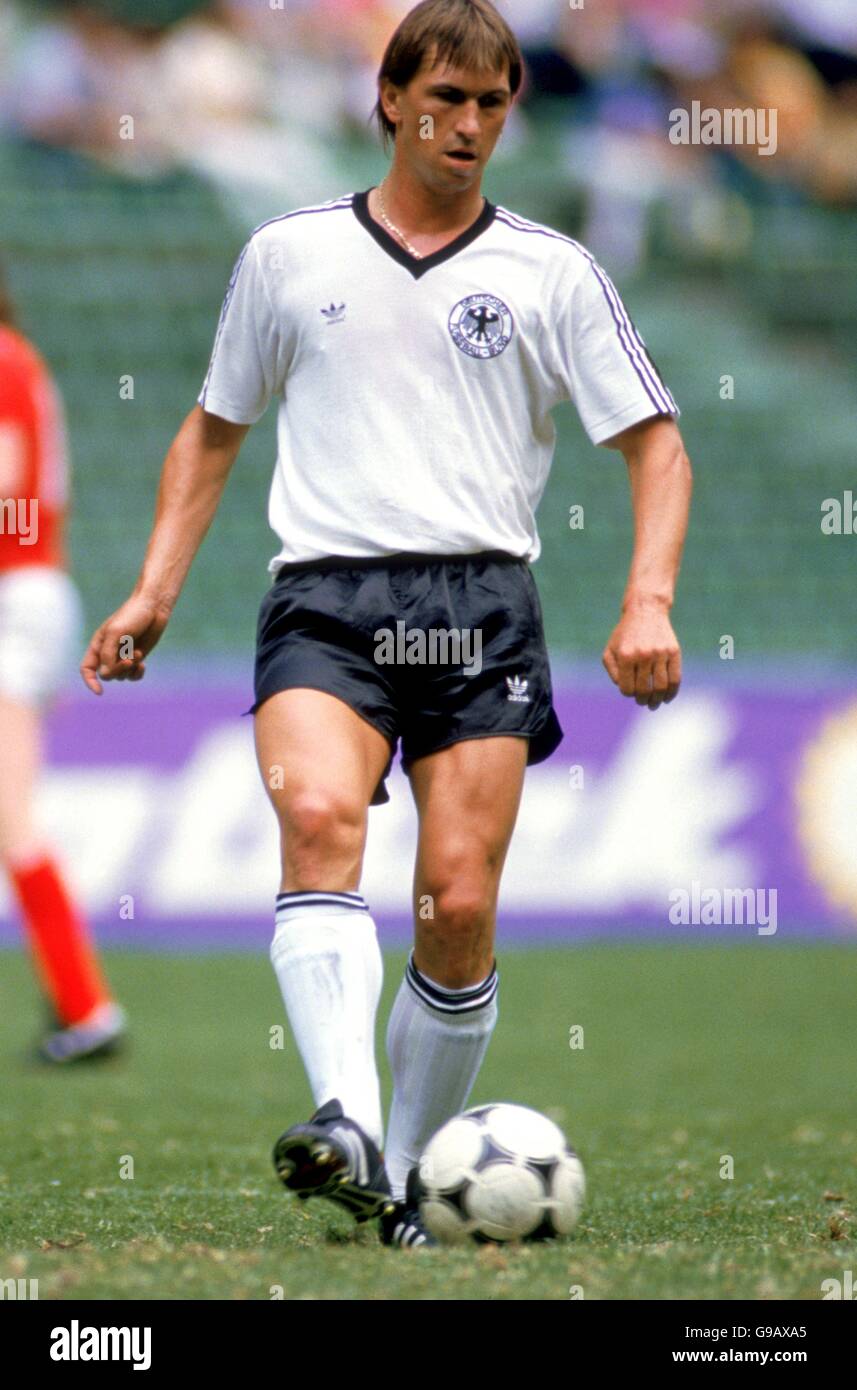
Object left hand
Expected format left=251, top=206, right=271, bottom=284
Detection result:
left=602, top=606, right=682, bottom=710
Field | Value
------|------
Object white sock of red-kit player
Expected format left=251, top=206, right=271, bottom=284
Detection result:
left=384, top=950, right=499, bottom=1201
left=270, top=891, right=384, bottom=1148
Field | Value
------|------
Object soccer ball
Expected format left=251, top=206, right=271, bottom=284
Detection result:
left=413, top=1103, right=585, bottom=1244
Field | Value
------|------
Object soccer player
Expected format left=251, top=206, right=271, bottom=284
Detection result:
left=81, top=0, right=691, bottom=1245
left=0, top=264, right=126, bottom=1063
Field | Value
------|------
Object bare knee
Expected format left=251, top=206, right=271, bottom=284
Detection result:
left=417, top=880, right=495, bottom=987
left=277, top=788, right=367, bottom=889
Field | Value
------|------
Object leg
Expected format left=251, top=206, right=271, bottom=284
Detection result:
left=0, top=695, right=42, bottom=862
left=257, top=689, right=393, bottom=1144
left=255, top=688, right=392, bottom=892
left=0, top=693, right=115, bottom=1028
left=410, top=737, right=528, bottom=985
left=384, top=736, right=528, bottom=1197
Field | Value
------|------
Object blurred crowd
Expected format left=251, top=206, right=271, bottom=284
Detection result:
left=1, top=0, right=856, bottom=212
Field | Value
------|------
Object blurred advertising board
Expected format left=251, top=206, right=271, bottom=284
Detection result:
left=1, top=677, right=854, bottom=946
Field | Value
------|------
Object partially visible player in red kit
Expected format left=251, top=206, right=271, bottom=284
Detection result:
left=0, top=263, right=126, bottom=1062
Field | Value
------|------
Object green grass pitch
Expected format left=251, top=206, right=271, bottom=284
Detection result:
left=1, top=943, right=854, bottom=1301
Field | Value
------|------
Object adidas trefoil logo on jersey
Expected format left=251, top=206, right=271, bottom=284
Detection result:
left=506, top=675, right=531, bottom=704
left=321, top=302, right=346, bottom=325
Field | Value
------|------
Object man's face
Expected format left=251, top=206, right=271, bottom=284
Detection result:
left=381, top=51, right=514, bottom=192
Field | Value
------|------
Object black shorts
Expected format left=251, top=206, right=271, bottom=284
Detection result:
left=251, top=550, right=564, bottom=806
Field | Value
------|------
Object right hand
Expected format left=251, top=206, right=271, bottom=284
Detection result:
left=80, top=593, right=171, bottom=695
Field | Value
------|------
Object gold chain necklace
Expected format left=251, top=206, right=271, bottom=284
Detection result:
left=376, top=181, right=423, bottom=261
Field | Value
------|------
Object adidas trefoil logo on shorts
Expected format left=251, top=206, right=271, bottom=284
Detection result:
left=321, top=302, right=346, bottom=325
left=506, top=674, right=531, bottom=704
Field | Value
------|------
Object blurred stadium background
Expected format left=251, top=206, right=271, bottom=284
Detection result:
left=1, top=0, right=856, bottom=942
left=2, top=0, right=857, bottom=1306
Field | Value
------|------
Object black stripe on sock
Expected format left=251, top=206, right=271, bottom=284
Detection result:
left=406, top=955, right=498, bottom=1014
left=276, top=891, right=368, bottom=913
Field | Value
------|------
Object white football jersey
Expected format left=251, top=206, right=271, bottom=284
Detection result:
left=199, top=191, right=678, bottom=571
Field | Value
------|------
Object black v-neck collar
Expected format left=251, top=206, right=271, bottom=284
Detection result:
left=352, top=188, right=496, bottom=279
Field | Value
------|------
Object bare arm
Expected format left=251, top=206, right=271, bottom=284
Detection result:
left=81, top=405, right=249, bottom=694
left=600, top=415, right=692, bottom=709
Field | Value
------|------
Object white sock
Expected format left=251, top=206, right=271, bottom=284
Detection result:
left=270, top=891, right=384, bottom=1147
left=384, top=951, right=499, bottom=1200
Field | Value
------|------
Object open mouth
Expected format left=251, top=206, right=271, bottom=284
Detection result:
left=445, top=150, right=478, bottom=164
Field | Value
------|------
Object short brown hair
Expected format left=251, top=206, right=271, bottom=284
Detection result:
left=374, top=0, right=523, bottom=144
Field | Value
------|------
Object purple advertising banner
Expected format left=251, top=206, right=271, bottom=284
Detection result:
left=1, top=674, right=856, bottom=948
